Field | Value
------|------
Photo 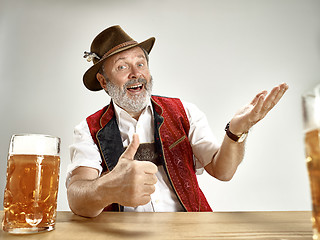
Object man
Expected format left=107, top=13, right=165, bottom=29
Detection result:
left=67, top=25, right=288, bottom=217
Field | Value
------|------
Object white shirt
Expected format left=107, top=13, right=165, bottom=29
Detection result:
left=67, top=99, right=219, bottom=212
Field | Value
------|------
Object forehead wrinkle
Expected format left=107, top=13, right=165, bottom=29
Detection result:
left=114, top=57, right=125, bottom=64
left=137, top=54, right=146, bottom=60
left=113, top=52, right=146, bottom=64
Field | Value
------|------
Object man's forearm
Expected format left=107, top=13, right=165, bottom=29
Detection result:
left=206, top=83, right=288, bottom=181
left=67, top=178, right=113, bottom=218
left=205, top=134, right=245, bottom=181
left=67, top=138, right=158, bottom=217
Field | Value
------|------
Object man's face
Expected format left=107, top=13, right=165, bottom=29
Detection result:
left=98, top=47, right=153, bottom=114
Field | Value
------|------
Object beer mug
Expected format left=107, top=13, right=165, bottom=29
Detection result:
left=2, top=134, right=61, bottom=234
left=302, top=85, right=320, bottom=239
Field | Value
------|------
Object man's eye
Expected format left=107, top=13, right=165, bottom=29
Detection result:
left=118, top=65, right=127, bottom=70
left=138, top=63, right=144, bottom=67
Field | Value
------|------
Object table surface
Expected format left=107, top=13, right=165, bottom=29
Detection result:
left=0, top=211, right=314, bottom=240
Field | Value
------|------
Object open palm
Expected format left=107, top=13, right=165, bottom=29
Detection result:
left=228, top=83, right=289, bottom=135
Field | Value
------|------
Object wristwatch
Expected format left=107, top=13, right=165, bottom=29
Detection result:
left=225, top=122, right=248, bottom=143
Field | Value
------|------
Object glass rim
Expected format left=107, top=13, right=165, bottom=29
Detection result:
left=302, top=93, right=316, bottom=98
left=9, top=133, right=61, bottom=156
left=302, top=84, right=320, bottom=99
left=11, top=133, right=60, bottom=141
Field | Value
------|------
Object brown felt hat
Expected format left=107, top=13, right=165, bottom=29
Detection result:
left=83, top=25, right=155, bottom=91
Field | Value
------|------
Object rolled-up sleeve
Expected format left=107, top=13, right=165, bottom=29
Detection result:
left=66, top=120, right=103, bottom=186
left=182, top=101, right=220, bottom=174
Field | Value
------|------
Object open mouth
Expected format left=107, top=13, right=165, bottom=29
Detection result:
left=126, top=83, right=144, bottom=93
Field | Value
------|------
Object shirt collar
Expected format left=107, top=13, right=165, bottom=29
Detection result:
left=112, top=98, right=153, bottom=122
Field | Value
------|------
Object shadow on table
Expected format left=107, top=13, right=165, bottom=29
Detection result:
left=60, top=212, right=156, bottom=238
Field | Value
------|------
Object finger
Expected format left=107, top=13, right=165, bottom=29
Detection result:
left=139, top=161, right=158, bottom=174
left=251, top=94, right=265, bottom=116
left=279, top=82, right=289, bottom=91
left=272, top=83, right=289, bottom=105
left=121, top=133, right=140, bottom=160
left=139, top=195, right=152, bottom=206
left=251, top=90, right=267, bottom=106
left=266, top=85, right=280, bottom=100
left=144, top=173, right=158, bottom=185
left=258, top=83, right=288, bottom=118
left=262, top=84, right=287, bottom=112
left=143, top=185, right=156, bottom=195
left=263, top=86, right=280, bottom=106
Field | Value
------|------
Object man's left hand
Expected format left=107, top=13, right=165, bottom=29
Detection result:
left=228, top=83, right=289, bottom=136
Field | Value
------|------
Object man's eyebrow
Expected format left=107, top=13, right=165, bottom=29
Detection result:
left=114, top=57, right=126, bottom=64
left=138, top=54, right=146, bottom=59
left=114, top=54, right=146, bottom=64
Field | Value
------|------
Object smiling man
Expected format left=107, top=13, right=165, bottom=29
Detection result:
left=66, top=25, right=288, bottom=217
left=96, top=46, right=153, bottom=120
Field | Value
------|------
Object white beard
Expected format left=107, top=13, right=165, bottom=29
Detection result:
left=106, top=77, right=153, bottom=113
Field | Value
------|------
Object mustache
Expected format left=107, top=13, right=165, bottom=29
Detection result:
left=123, top=78, right=148, bottom=89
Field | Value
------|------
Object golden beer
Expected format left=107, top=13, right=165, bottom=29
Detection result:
left=302, top=85, right=320, bottom=239
left=305, top=128, right=320, bottom=238
left=2, top=134, right=60, bottom=234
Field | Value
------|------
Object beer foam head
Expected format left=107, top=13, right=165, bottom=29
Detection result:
left=9, top=134, right=60, bottom=156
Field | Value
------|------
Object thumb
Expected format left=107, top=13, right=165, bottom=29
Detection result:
left=121, top=133, right=140, bottom=160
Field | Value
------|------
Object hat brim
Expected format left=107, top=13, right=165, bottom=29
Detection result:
left=83, top=37, right=155, bottom=91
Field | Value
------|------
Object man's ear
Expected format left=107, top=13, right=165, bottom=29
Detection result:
left=96, top=73, right=107, bottom=89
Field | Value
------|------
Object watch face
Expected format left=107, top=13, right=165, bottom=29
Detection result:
left=238, top=132, right=248, bottom=143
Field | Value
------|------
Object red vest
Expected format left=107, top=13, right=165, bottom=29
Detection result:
left=86, top=96, right=212, bottom=212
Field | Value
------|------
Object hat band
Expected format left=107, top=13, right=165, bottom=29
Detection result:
left=103, top=40, right=138, bottom=59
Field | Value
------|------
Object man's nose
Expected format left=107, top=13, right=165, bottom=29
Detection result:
left=128, top=66, right=141, bottom=79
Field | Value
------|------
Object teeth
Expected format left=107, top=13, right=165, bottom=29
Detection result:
left=127, top=84, right=143, bottom=89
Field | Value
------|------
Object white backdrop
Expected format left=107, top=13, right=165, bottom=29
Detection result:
left=1, top=0, right=319, bottom=212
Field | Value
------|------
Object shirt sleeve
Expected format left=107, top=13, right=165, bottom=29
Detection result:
left=66, top=120, right=103, bottom=186
left=181, top=101, right=220, bottom=174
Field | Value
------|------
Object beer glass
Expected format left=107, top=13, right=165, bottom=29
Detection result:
left=302, top=85, right=320, bottom=239
left=2, top=134, right=61, bottom=234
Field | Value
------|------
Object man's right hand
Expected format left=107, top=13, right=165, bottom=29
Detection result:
left=107, top=133, right=158, bottom=207
left=67, top=133, right=158, bottom=217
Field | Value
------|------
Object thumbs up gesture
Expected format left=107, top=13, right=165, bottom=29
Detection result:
left=108, top=134, right=158, bottom=207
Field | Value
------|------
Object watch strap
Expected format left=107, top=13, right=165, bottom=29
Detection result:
left=225, top=122, right=240, bottom=142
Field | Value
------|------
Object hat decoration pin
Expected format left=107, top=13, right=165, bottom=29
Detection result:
left=83, top=51, right=101, bottom=62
